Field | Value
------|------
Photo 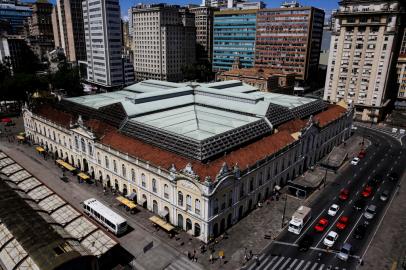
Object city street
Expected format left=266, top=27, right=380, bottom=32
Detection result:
left=244, top=127, right=405, bottom=270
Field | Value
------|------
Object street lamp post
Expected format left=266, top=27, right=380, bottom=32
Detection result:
left=281, top=193, right=287, bottom=229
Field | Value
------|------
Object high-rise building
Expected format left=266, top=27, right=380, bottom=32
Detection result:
left=51, top=0, right=86, bottom=62
left=190, top=6, right=216, bottom=63
left=0, top=2, right=32, bottom=34
left=396, top=29, right=406, bottom=105
left=82, top=0, right=126, bottom=89
left=26, top=0, right=54, bottom=60
left=324, top=0, right=405, bottom=122
left=132, top=4, right=196, bottom=82
left=212, top=9, right=257, bottom=71
left=255, top=2, right=325, bottom=82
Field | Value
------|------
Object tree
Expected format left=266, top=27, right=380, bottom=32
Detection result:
left=51, top=61, right=83, bottom=97
left=181, top=61, right=214, bottom=82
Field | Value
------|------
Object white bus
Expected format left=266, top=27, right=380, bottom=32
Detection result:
left=82, top=198, right=127, bottom=235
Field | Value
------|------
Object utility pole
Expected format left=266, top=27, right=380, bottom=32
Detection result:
left=281, top=193, right=287, bottom=228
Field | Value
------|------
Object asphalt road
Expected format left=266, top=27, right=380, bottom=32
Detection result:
left=244, top=128, right=405, bottom=270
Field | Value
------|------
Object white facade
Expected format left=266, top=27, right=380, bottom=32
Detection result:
left=323, top=1, right=404, bottom=122
left=131, top=4, right=196, bottom=82
left=83, top=0, right=123, bottom=87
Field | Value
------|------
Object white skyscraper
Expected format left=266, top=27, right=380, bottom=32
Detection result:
left=82, top=0, right=125, bottom=89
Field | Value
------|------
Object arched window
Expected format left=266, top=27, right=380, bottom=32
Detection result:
left=186, top=195, right=192, bottom=211
left=122, top=164, right=126, bottom=177
left=164, top=184, right=169, bottom=199
left=81, top=138, right=86, bottom=152
left=228, top=190, right=233, bottom=207
left=88, top=143, right=93, bottom=156
left=105, top=156, right=109, bottom=168
left=195, top=199, right=201, bottom=215
left=178, top=191, right=183, bottom=206
left=69, top=138, right=72, bottom=149
left=141, top=173, right=146, bottom=187
left=113, top=160, right=117, bottom=172
left=152, top=178, right=157, bottom=193
left=97, top=152, right=101, bottom=164
left=240, top=183, right=244, bottom=198
left=53, top=131, right=56, bottom=141
left=74, top=136, right=79, bottom=149
left=131, top=169, right=135, bottom=182
left=213, top=198, right=219, bottom=215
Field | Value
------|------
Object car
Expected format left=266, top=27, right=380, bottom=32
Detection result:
left=339, top=189, right=349, bottom=201
left=353, top=223, right=367, bottom=239
left=364, top=204, right=377, bottom=219
left=328, top=204, right=340, bottom=216
left=337, top=243, right=352, bottom=261
left=298, top=234, right=314, bottom=252
left=354, top=198, right=367, bottom=210
left=361, top=185, right=373, bottom=198
left=388, top=172, right=399, bottom=182
left=358, top=150, right=366, bottom=159
left=314, top=218, right=329, bottom=232
left=323, top=231, right=339, bottom=247
left=351, top=157, right=360, bottom=165
left=336, top=216, right=349, bottom=230
left=380, top=190, right=390, bottom=201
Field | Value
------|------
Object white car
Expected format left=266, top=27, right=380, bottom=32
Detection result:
left=323, top=231, right=339, bottom=247
left=328, top=204, right=340, bottom=216
left=351, top=157, right=360, bottom=165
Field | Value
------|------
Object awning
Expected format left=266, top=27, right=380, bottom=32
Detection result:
left=56, top=159, right=76, bottom=171
left=36, top=146, right=45, bottom=153
left=127, top=192, right=136, bottom=201
left=159, top=209, right=169, bottom=218
left=149, top=216, right=174, bottom=232
left=77, top=172, right=90, bottom=180
left=116, top=196, right=137, bottom=209
left=16, top=135, right=25, bottom=140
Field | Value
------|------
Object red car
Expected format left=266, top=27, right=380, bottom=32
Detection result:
left=361, top=185, right=373, bottom=198
left=314, top=218, right=329, bottom=232
left=339, top=189, right=349, bottom=201
left=358, top=150, right=366, bottom=159
left=336, top=216, right=349, bottom=230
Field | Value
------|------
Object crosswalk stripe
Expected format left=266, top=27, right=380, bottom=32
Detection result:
left=302, top=261, right=312, bottom=270
left=310, top=262, right=319, bottom=270
left=251, top=254, right=275, bottom=270
left=278, top=257, right=291, bottom=270
left=269, top=256, right=285, bottom=270
left=287, top=258, right=298, bottom=269
left=294, top=260, right=305, bottom=270
left=319, top=264, right=325, bottom=270
left=164, top=256, right=205, bottom=270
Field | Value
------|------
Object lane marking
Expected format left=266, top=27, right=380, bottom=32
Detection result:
left=316, top=212, right=343, bottom=248
left=278, top=257, right=292, bottom=270
left=302, top=261, right=312, bottom=270
left=287, top=258, right=298, bottom=270
left=310, top=263, right=319, bottom=270
left=344, top=211, right=364, bottom=243
left=270, top=256, right=285, bottom=270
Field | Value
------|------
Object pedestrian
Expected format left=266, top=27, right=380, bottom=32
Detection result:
left=187, top=251, right=191, bottom=260
left=249, top=250, right=253, bottom=259
left=193, top=249, right=196, bottom=261
left=209, top=253, right=213, bottom=264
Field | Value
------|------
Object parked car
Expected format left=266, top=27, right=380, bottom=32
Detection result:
left=328, top=204, right=340, bottom=216
left=298, top=234, right=314, bottom=252
left=339, top=189, right=349, bottom=201
left=337, top=243, right=352, bottom=261
left=358, top=150, right=366, bottom=159
left=351, top=157, right=360, bottom=165
left=353, top=223, right=367, bottom=239
left=314, top=218, right=329, bottom=232
left=336, top=216, right=349, bottom=230
left=354, top=198, right=366, bottom=211
left=361, top=185, right=373, bottom=198
left=323, top=231, right=339, bottom=247
left=380, top=190, right=390, bottom=202
left=364, top=204, right=377, bottom=219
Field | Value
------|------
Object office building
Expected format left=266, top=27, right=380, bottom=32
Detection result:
left=190, top=6, right=216, bottom=63
left=132, top=4, right=196, bottom=82
left=255, top=2, right=325, bottom=82
left=324, top=0, right=405, bottom=122
left=0, top=2, right=32, bottom=34
left=213, top=9, right=257, bottom=71
left=0, top=35, right=27, bottom=72
left=26, top=0, right=54, bottom=60
left=51, top=0, right=86, bottom=62
left=396, top=29, right=406, bottom=108
left=24, top=79, right=353, bottom=242
left=83, top=0, right=125, bottom=89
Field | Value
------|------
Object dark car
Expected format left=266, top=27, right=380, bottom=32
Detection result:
left=388, top=172, right=399, bottom=182
left=353, top=224, right=367, bottom=239
left=298, top=234, right=314, bottom=252
left=354, top=198, right=366, bottom=210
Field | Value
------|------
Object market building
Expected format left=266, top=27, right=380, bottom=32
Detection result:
left=23, top=79, right=353, bottom=243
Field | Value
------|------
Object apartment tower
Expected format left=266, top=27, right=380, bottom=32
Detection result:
left=324, top=0, right=405, bottom=122
left=396, top=29, right=406, bottom=105
left=51, top=0, right=86, bottom=62
left=82, top=0, right=125, bottom=89
left=190, top=6, right=216, bottom=63
left=255, top=1, right=325, bottom=82
left=132, top=4, right=196, bottom=82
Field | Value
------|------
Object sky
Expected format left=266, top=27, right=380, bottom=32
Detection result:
left=119, top=0, right=339, bottom=19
